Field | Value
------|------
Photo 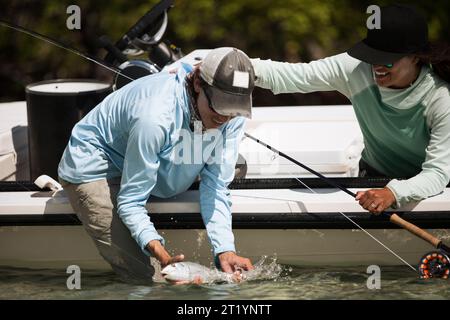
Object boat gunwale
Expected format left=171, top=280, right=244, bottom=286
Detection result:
left=2, top=211, right=450, bottom=229
left=2, top=177, right=447, bottom=192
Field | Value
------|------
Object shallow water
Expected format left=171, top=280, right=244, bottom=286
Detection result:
left=1, top=261, right=449, bottom=300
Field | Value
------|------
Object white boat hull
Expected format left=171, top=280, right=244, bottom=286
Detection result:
left=1, top=184, right=450, bottom=270
left=0, top=225, right=447, bottom=270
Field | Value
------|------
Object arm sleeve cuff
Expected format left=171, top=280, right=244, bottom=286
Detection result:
left=138, top=230, right=165, bottom=257
left=386, top=179, right=403, bottom=209
left=214, top=245, right=236, bottom=257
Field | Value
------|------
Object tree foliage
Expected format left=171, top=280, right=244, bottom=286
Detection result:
left=1, top=0, right=448, bottom=104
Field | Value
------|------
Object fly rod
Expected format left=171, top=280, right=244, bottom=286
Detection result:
left=244, top=132, right=450, bottom=255
left=0, top=19, right=134, bottom=82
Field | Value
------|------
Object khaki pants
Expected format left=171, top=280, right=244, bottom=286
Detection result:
left=59, top=177, right=156, bottom=283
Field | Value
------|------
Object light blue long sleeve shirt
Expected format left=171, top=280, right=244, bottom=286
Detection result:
left=58, top=64, right=244, bottom=256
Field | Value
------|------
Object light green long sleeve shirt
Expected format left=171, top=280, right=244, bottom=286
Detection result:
left=252, top=53, right=450, bottom=208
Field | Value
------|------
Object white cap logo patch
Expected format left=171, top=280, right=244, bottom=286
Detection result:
left=232, top=71, right=250, bottom=89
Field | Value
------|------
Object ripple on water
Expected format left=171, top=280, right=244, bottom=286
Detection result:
left=1, top=261, right=450, bottom=300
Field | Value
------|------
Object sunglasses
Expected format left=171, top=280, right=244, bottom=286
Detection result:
left=202, top=86, right=236, bottom=119
left=372, top=63, right=394, bottom=69
left=202, top=87, right=217, bottom=113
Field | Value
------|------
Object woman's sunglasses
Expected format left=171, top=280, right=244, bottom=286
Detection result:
left=372, top=63, right=394, bottom=68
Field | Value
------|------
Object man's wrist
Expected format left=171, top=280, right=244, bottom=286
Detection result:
left=215, top=251, right=236, bottom=269
left=214, top=244, right=236, bottom=257
left=217, top=251, right=235, bottom=258
left=147, top=240, right=170, bottom=263
left=147, top=239, right=160, bottom=248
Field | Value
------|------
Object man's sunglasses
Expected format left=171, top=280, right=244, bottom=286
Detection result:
left=203, top=86, right=236, bottom=118
left=203, top=87, right=220, bottom=114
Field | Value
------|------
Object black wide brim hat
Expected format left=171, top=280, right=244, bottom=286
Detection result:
left=347, top=4, right=429, bottom=65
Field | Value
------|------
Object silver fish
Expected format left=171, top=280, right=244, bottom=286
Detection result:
left=161, top=262, right=238, bottom=284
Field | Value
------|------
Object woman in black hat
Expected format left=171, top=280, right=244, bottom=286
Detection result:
left=251, top=4, right=450, bottom=214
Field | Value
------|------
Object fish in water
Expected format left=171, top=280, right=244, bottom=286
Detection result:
left=161, top=262, right=241, bottom=284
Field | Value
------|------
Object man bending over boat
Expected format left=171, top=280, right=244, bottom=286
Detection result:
left=251, top=4, right=450, bottom=215
left=58, top=47, right=255, bottom=283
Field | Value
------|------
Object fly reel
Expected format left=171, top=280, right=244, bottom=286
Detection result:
left=418, top=251, right=450, bottom=279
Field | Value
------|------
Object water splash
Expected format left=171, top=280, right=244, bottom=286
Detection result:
left=151, top=257, right=165, bottom=283
left=206, top=255, right=284, bottom=284
left=434, top=229, right=450, bottom=242
left=240, top=255, right=284, bottom=282
left=158, top=256, right=284, bottom=285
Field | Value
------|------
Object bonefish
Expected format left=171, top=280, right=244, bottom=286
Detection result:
left=161, top=262, right=243, bottom=284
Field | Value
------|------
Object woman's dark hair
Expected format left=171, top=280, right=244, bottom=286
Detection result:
left=416, top=42, right=450, bottom=83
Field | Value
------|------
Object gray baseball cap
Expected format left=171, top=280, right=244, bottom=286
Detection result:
left=200, top=47, right=255, bottom=119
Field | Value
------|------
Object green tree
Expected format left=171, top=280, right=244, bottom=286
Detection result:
left=1, top=0, right=449, bottom=104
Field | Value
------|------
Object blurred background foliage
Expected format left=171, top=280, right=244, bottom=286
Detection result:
left=1, top=0, right=449, bottom=105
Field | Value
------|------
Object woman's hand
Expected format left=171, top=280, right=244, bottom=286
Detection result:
left=355, top=187, right=396, bottom=215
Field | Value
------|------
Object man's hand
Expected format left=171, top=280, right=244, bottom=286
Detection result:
left=355, top=187, right=396, bottom=215
left=217, top=251, right=254, bottom=274
left=147, top=240, right=184, bottom=268
left=147, top=240, right=198, bottom=286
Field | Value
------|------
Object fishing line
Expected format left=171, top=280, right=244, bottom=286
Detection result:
left=246, top=132, right=418, bottom=273
left=0, top=20, right=135, bottom=82
left=294, top=178, right=417, bottom=272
